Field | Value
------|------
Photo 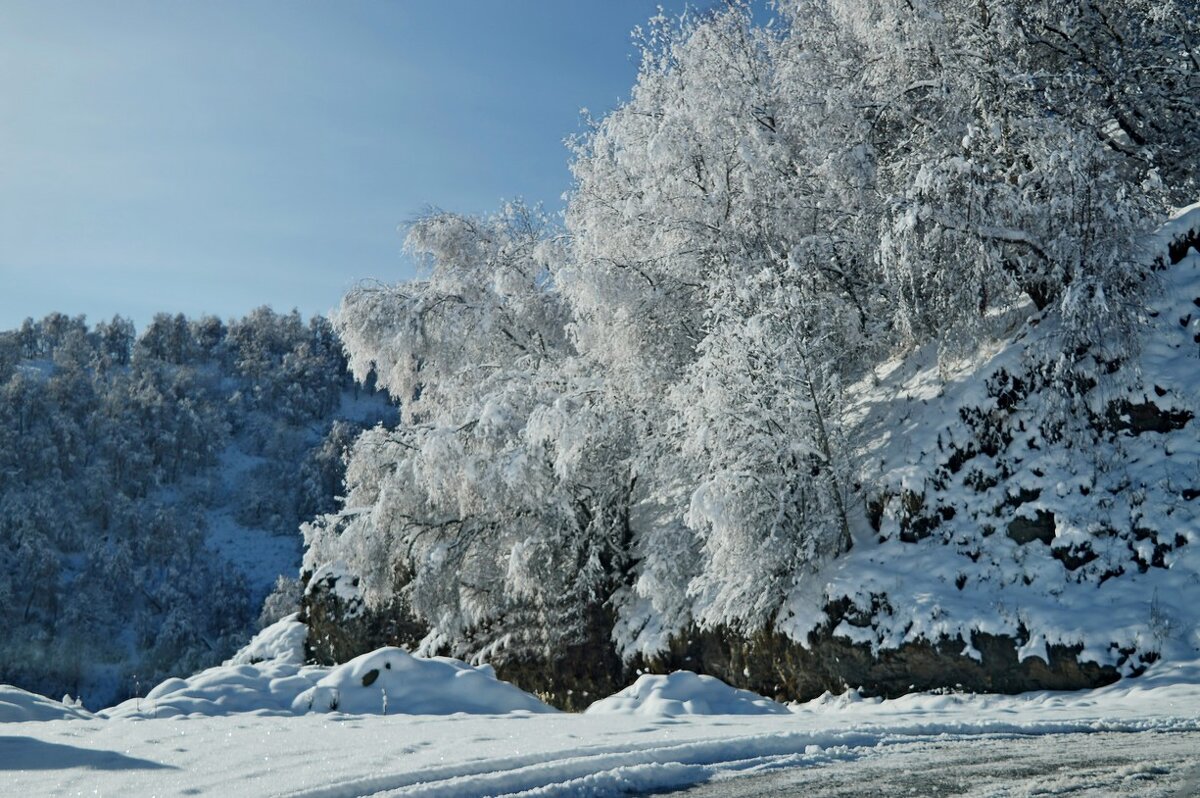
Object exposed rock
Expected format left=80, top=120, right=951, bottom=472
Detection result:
left=1005, top=487, right=1041, bottom=507
left=1107, top=400, right=1192, bottom=435
left=301, top=571, right=425, bottom=667
left=1168, top=226, right=1198, bottom=265
left=489, top=606, right=629, bottom=712
left=1007, top=510, right=1055, bottom=545
left=301, top=591, right=1120, bottom=709
left=640, top=626, right=1119, bottom=703
left=1052, top=541, right=1099, bottom=571
left=895, top=491, right=944, bottom=543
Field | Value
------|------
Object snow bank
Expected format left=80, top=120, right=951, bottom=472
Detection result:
left=103, top=661, right=317, bottom=719
left=102, top=645, right=553, bottom=719
left=225, top=612, right=307, bottom=666
left=0, top=685, right=93, bottom=722
left=291, top=647, right=556, bottom=715
left=585, top=671, right=790, bottom=716
left=789, top=658, right=1200, bottom=726
left=8, top=670, right=1200, bottom=798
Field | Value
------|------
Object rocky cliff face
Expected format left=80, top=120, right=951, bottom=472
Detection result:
left=303, top=584, right=1122, bottom=709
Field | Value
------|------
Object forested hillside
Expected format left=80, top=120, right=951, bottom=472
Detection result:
left=0, top=309, right=394, bottom=708
left=299, top=0, right=1199, bottom=705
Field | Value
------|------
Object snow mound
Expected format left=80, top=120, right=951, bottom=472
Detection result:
left=103, top=646, right=553, bottom=719
left=103, top=661, right=319, bottom=719
left=225, top=613, right=307, bottom=666
left=585, top=671, right=790, bottom=716
left=291, top=647, right=555, bottom=715
left=0, top=685, right=94, bottom=722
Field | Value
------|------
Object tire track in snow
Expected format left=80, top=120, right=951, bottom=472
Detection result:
left=281, top=717, right=1200, bottom=798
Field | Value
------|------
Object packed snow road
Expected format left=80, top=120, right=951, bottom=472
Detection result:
left=660, top=730, right=1200, bottom=797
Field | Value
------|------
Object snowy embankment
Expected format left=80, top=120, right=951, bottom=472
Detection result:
left=4, top=616, right=1200, bottom=796
left=773, top=203, right=1200, bottom=674
left=586, top=671, right=791, bottom=716
left=0, top=686, right=92, bottom=723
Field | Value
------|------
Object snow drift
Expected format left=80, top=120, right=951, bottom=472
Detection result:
left=0, top=685, right=94, bottom=723
left=225, top=612, right=308, bottom=666
left=102, top=630, right=553, bottom=719
left=290, top=647, right=555, bottom=715
left=586, top=671, right=790, bottom=716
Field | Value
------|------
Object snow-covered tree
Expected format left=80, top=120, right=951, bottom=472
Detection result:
left=306, top=204, right=636, bottom=660
left=563, top=4, right=868, bottom=640
left=304, top=0, right=1197, bottom=669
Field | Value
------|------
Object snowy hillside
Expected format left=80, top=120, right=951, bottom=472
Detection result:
left=0, top=309, right=396, bottom=709
left=779, top=204, right=1200, bottom=675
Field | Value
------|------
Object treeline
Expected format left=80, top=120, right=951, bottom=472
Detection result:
left=0, top=308, right=388, bottom=707
left=301, top=0, right=1198, bottom=676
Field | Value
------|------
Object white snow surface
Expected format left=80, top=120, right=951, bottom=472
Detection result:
left=585, top=671, right=790, bottom=716
left=0, top=685, right=94, bottom=723
left=4, top=659, right=1200, bottom=796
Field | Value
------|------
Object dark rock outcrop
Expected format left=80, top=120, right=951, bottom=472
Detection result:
left=489, top=606, right=630, bottom=712
left=1107, top=400, right=1192, bottom=435
left=301, top=571, right=425, bottom=667
left=1007, top=510, right=1056, bottom=545
left=301, top=586, right=1121, bottom=709
left=1168, top=226, right=1198, bottom=265
left=637, top=623, right=1120, bottom=704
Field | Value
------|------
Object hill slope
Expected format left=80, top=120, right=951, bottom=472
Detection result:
left=0, top=309, right=395, bottom=709
left=780, top=203, right=1200, bottom=677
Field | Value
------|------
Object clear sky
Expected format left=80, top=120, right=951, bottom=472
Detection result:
left=0, top=1, right=708, bottom=331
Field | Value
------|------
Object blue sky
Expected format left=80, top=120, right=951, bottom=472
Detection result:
left=0, top=1, right=708, bottom=330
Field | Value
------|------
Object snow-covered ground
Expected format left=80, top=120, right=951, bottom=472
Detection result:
left=5, top=624, right=1199, bottom=797
left=5, top=677, right=1198, bottom=797
left=5, top=713, right=1196, bottom=798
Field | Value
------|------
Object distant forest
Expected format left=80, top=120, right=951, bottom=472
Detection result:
left=0, top=308, right=392, bottom=707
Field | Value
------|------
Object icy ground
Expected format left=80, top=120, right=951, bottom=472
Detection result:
left=4, top=654, right=1199, bottom=796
